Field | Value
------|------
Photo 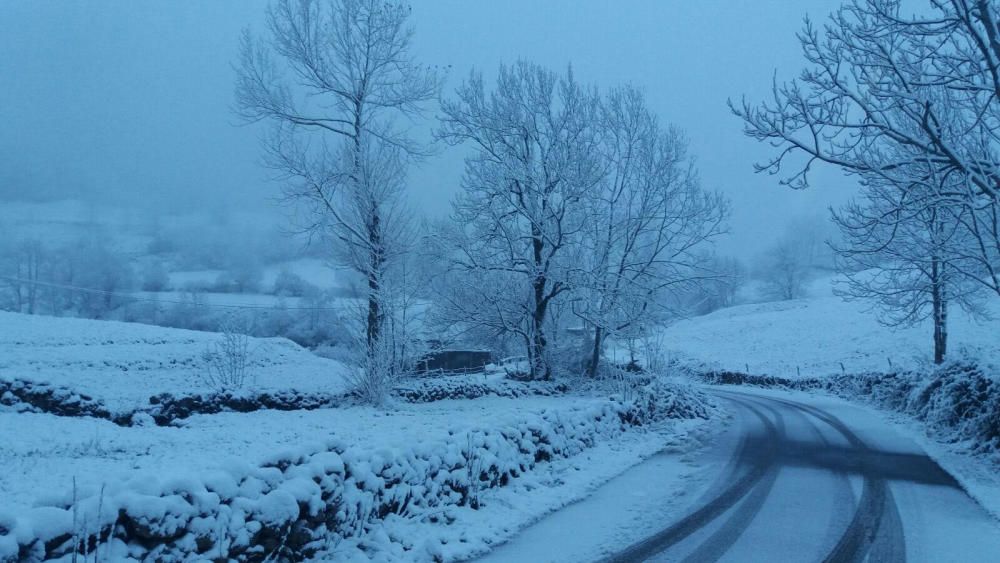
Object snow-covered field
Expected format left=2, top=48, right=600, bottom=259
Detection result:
left=660, top=276, right=1000, bottom=377
left=0, top=312, right=624, bottom=513
left=0, top=311, right=345, bottom=410
left=169, top=258, right=344, bottom=292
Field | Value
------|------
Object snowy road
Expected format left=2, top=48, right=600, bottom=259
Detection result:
left=606, top=388, right=1000, bottom=562
left=481, top=387, right=1000, bottom=562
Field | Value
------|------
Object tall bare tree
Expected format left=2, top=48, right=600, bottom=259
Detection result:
left=235, top=0, right=440, bottom=393
left=834, top=161, right=988, bottom=363
left=578, top=86, right=727, bottom=377
left=757, top=236, right=813, bottom=301
left=436, top=62, right=603, bottom=380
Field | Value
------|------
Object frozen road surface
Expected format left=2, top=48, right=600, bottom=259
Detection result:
left=483, top=387, right=1000, bottom=562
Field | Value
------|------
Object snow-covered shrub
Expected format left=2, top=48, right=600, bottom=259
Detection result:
left=394, top=377, right=567, bottom=403
left=200, top=313, right=256, bottom=393
left=640, top=332, right=671, bottom=375
left=0, top=375, right=572, bottom=428
left=606, top=363, right=645, bottom=403
left=0, top=510, right=18, bottom=563
left=344, top=334, right=400, bottom=407
left=140, top=260, right=171, bottom=292
left=901, top=363, right=1000, bottom=454
left=145, top=390, right=348, bottom=426
left=213, top=259, right=264, bottom=294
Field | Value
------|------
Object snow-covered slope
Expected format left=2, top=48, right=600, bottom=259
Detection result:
left=660, top=276, right=1000, bottom=377
left=0, top=311, right=346, bottom=410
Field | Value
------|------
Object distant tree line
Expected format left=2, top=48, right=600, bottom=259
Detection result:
left=0, top=231, right=350, bottom=349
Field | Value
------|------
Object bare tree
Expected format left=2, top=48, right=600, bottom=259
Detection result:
left=0, top=239, right=46, bottom=314
left=435, top=62, right=603, bottom=380
left=688, top=254, right=746, bottom=315
left=758, top=236, right=813, bottom=301
left=70, top=235, right=134, bottom=320
left=733, top=0, right=1000, bottom=297
left=201, top=313, right=256, bottom=392
left=235, top=0, right=440, bottom=394
left=577, top=86, right=727, bottom=377
left=834, top=163, right=988, bottom=363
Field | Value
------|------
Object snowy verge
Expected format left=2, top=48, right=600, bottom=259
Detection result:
left=694, top=361, right=1000, bottom=462
left=1, top=381, right=715, bottom=562
left=691, top=360, right=1000, bottom=517
left=410, top=416, right=720, bottom=563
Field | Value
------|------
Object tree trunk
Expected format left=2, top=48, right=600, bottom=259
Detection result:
left=529, top=299, right=550, bottom=380
left=931, top=255, right=947, bottom=364
left=587, top=325, right=603, bottom=378
left=366, top=208, right=383, bottom=351
left=529, top=223, right=551, bottom=380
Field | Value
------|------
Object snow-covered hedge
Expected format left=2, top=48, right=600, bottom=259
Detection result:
left=0, top=376, right=573, bottom=427
left=394, top=377, right=568, bottom=403
left=3, top=381, right=713, bottom=562
left=699, top=361, right=1000, bottom=462
left=0, top=377, right=116, bottom=421
left=146, top=389, right=347, bottom=425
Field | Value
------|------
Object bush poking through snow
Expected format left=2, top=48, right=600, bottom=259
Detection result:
left=606, top=363, right=646, bottom=403
left=345, top=330, right=414, bottom=407
left=199, top=313, right=256, bottom=393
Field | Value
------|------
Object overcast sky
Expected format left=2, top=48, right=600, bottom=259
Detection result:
left=0, top=0, right=852, bottom=257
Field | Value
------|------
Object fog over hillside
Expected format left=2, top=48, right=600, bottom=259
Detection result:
left=0, top=0, right=851, bottom=257
left=3, top=2, right=1000, bottom=562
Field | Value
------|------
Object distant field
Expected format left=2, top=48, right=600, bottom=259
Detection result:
left=169, top=257, right=347, bottom=292
left=660, top=276, right=1000, bottom=377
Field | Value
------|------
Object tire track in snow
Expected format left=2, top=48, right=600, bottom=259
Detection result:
left=604, top=398, right=780, bottom=563
left=679, top=399, right=786, bottom=563
left=605, top=390, right=907, bottom=563
left=758, top=395, right=906, bottom=563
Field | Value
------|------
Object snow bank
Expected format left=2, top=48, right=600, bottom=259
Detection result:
left=3, top=382, right=713, bottom=562
left=698, top=360, right=1000, bottom=463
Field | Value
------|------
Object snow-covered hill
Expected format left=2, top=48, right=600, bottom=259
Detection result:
left=660, top=276, right=1000, bottom=377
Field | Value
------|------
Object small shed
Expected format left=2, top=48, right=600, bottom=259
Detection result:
left=415, top=349, right=493, bottom=374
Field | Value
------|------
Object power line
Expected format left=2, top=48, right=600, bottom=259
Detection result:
left=0, top=275, right=349, bottom=311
